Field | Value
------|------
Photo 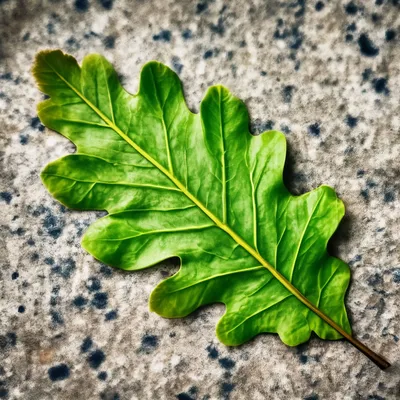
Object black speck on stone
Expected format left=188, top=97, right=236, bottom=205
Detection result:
left=75, top=0, right=89, bottom=12
left=357, top=169, right=365, bottom=177
left=281, top=124, right=291, bottom=134
left=206, top=344, right=219, bottom=359
left=51, top=311, right=64, bottom=325
left=210, top=17, right=225, bottom=35
left=141, top=334, right=159, bottom=350
left=250, top=119, right=275, bottom=134
left=52, top=257, right=75, bottom=279
left=43, top=211, right=64, bottom=239
left=293, top=1, right=305, bottom=17
left=308, top=123, right=320, bottom=137
left=81, top=337, right=93, bottom=353
left=176, top=394, right=194, bottom=400
left=304, top=395, right=319, bottom=400
left=48, top=364, right=70, bottom=381
left=385, top=29, right=396, bottom=41
left=367, top=397, right=385, bottom=400
left=172, top=57, right=183, bottom=75
left=299, top=354, right=308, bottom=364
left=0, top=73, right=12, bottom=81
left=98, top=371, right=108, bottom=381
left=19, top=134, right=29, bottom=145
left=86, top=277, right=101, bottom=292
left=23, top=32, right=30, bottom=41
left=196, top=2, right=207, bottom=13
left=347, top=23, right=357, bottom=32
left=0, top=192, right=12, bottom=204
left=182, top=29, right=192, bottom=40
left=18, top=305, right=25, bottom=313
left=203, top=50, right=213, bottom=59
left=358, top=34, right=379, bottom=57
left=260, top=70, right=267, bottom=76
left=370, top=11, right=380, bottom=21
left=367, top=273, right=383, bottom=286
left=344, top=1, right=358, bottom=14
left=12, top=272, right=19, bottom=280
left=283, top=85, right=295, bottom=103
left=384, top=191, right=395, bottom=203
left=218, top=357, right=235, bottom=370
left=44, top=257, right=54, bottom=265
left=30, top=116, right=45, bottom=131
left=265, top=120, right=275, bottom=130
left=100, top=264, right=113, bottom=277
left=346, top=114, right=358, bottom=128
left=103, top=35, right=115, bottom=48
left=360, top=188, right=369, bottom=200
left=87, top=349, right=106, bottom=369
left=73, top=295, right=88, bottom=308
left=226, top=51, right=234, bottom=61
left=362, top=68, right=372, bottom=81
left=50, top=296, right=57, bottom=307
left=98, top=0, right=113, bottom=10
left=47, top=22, right=55, bottom=35
left=273, top=27, right=287, bottom=40
left=66, top=37, right=79, bottom=50
left=221, top=382, right=235, bottom=395
left=392, top=268, right=400, bottom=283
left=373, top=78, right=389, bottom=95
left=289, top=27, right=303, bottom=50
left=375, top=0, right=384, bottom=4
left=315, top=1, right=324, bottom=11
left=100, top=394, right=119, bottom=400
left=345, top=34, right=353, bottom=42
left=91, top=292, right=108, bottom=309
left=105, top=310, right=118, bottom=321
left=6, top=332, right=17, bottom=346
left=12, top=227, right=25, bottom=236
left=153, top=30, right=171, bottom=42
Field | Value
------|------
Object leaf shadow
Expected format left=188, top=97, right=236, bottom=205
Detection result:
left=282, top=139, right=309, bottom=196
left=283, top=139, right=354, bottom=257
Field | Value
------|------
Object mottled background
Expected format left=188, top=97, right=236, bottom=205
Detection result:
left=0, top=0, right=399, bottom=399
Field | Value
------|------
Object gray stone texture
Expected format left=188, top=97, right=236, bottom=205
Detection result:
left=0, top=0, right=399, bottom=399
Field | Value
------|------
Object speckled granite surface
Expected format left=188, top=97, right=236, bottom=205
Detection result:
left=0, top=0, right=399, bottom=399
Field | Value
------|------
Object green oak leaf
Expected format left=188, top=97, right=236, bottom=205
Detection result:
left=32, top=51, right=389, bottom=368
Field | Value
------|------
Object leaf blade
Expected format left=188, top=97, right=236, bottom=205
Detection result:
left=34, top=50, right=391, bottom=369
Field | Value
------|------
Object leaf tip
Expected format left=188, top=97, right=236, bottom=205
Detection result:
left=32, top=49, right=63, bottom=81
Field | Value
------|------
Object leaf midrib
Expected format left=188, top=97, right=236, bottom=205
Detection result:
left=45, top=58, right=353, bottom=344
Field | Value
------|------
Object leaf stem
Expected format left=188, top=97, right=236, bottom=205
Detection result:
left=48, top=63, right=390, bottom=369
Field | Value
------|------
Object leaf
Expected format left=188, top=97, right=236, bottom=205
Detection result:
left=33, top=50, right=389, bottom=368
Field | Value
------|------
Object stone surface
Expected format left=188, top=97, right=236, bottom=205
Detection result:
left=0, top=0, right=399, bottom=399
